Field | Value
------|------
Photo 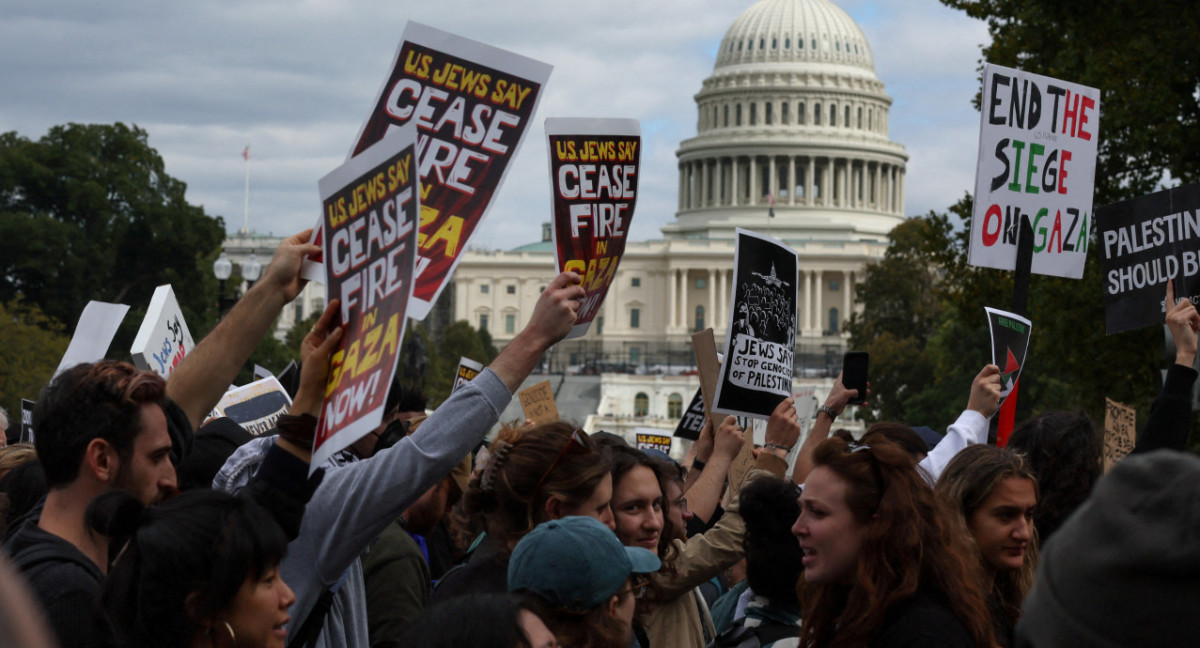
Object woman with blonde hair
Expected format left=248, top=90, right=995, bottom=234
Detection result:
left=937, top=444, right=1038, bottom=647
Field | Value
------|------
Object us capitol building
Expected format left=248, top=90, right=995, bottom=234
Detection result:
left=223, top=0, right=905, bottom=436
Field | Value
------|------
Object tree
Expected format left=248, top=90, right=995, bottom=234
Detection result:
left=0, top=123, right=226, bottom=344
left=425, top=321, right=491, bottom=406
left=0, top=298, right=70, bottom=420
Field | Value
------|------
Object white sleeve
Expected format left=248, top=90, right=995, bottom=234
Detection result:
left=918, top=409, right=988, bottom=484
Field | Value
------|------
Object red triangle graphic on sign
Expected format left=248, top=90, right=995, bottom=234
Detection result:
left=1005, top=347, right=1020, bottom=374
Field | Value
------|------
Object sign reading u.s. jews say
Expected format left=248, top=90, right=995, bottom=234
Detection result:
left=548, top=118, right=641, bottom=339
left=312, top=122, right=420, bottom=470
left=713, top=229, right=799, bottom=420
left=130, top=285, right=195, bottom=379
left=349, top=22, right=552, bottom=320
left=1096, top=183, right=1200, bottom=334
left=969, top=64, right=1100, bottom=279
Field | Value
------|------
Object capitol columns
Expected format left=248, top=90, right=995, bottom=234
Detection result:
left=843, top=270, right=853, bottom=334
left=813, top=270, right=824, bottom=334
left=787, top=156, right=797, bottom=206
left=707, top=268, right=716, bottom=330
left=731, top=156, right=741, bottom=207
left=667, top=267, right=677, bottom=330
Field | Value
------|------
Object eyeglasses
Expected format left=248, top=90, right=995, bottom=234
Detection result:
left=845, top=441, right=885, bottom=505
left=529, top=429, right=592, bottom=519
left=618, top=575, right=650, bottom=599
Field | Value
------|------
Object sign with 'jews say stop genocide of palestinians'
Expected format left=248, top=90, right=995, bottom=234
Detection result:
left=548, top=118, right=641, bottom=339
left=349, top=22, right=552, bottom=320
left=969, top=63, right=1100, bottom=279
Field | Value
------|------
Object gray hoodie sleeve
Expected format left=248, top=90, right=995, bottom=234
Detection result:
left=298, top=368, right=511, bottom=585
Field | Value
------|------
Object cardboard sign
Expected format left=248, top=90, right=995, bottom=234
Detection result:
left=349, top=22, right=552, bottom=320
left=518, top=380, right=559, bottom=424
left=713, top=229, right=798, bottom=420
left=453, top=356, right=484, bottom=392
left=794, top=385, right=818, bottom=424
left=547, top=118, right=641, bottom=338
left=986, top=307, right=1033, bottom=412
left=673, top=388, right=706, bottom=440
left=634, top=430, right=672, bottom=455
left=1096, top=183, right=1200, bottom=334
left=1102, top=397, right=1136, bottom=472
left=211, top=377, right=293, bottom=437
left=19, top=399, right=34, bottom=444
left=55, top=301, right=130, bottom=377
left=313, top=123, right=420, bottom=469
left=969, top=64, right=1100, bottom=279
left=130, top=285, right=194, bottom=379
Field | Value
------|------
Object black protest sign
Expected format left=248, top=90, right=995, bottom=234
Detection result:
left=987, top=307, right=1033, bottom=412
left=1097, top=183, right=1200, bottom=335
left=673, top=388, right=706, bottom=440
left=713, top=229, right=798, bottom=420
left=20, top=399, right=34, bottom=444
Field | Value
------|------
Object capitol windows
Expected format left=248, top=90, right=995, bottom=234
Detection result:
left=781, top=102, right=789, bottom=124
left=814, top=103, right=822, bottom=125
left=630, top=308, right=641, bottom=329
left=844, top=106, right=850, bottom=128
left=765, top=102, right=773, bottom=125
left=724, top=105, right=729, bottom=127
left=695, top=277, right=706, bottom=289
left=785, top=36, right=790, bottom=49
left=597, top=316, right=604, bottom=334
left=479, top=313, right=489, bottom=332
left=506, top=285, right=516, bottom=295
left=668, top=393, right=684, bottom=419
left=830, top=279, right=840, bottom=292
left=695, top=305, right=705, bottom=332
left=631, top=277, right=641, bottom=287
left=480, top=284, right=490, bottom=294
left=772, top=37, right=777, bottom=49
left=830, top=104, right=836, bottom=126
left=828, top=308, right=840, bottom=334
left=798, top=102, right=806, bottom=124
left=736, top=104, right=742, bottom=126
left=635, top=392, right=649, bottom=417
left=505, top=313, right=516, bottom=334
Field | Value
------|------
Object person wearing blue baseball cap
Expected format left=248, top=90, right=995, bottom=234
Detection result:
left=509, top=516, right=661, bottom=648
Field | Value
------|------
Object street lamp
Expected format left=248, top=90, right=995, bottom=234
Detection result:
left=243, top=252, right=262, bottom=288
left=213, top=251, right=237, bottom=317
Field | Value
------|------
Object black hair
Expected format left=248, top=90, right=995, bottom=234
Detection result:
left=1007, top=411, right=1101, bottom=541
left=385, top=382, right=427, bottom=418
left=739, top=476, right=802, bottom=608
left=0, top=460, right=46, bottom=533
left=400, top=593, right=536, bottom=648
left=862, top=422, right=929, bottom=459
left=93, top=489, right=289, bottom=648
left=34, top=361, right=166, bottom=488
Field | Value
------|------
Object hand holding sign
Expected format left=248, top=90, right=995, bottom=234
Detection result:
left=294, top=299, right=345, bottom=418
left=263, top=228, right=322, bottom=303
left=966, top=364, right=1003, bottom=418
left=764, top=397, right=800, bottom=456
left=524, top=271, right=584, bottom=349
left=1166, top=279, right=1200, bottom=367
left=713, top=416, right=745, bottom=461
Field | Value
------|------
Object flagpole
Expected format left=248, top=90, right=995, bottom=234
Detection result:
left=241, top=142, right=251, bottom=235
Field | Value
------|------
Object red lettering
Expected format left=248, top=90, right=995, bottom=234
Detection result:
left=982, top=204, right=1002, bottom=246
left=1078, top=96, right=1095, bottom=141
left=1058, top=150, right=1072, bottom=194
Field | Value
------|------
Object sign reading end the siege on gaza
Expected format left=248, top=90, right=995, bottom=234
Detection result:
left=968, top=63, right=1100, bottom=279
left=349, top=22, right=552, bottom=320
left=312, top=123, right=420, bottom=470
left=548, top=118, right=640, bottom=339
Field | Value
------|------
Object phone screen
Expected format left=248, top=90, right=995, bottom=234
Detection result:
left=842, top=351, right=868, bottom=405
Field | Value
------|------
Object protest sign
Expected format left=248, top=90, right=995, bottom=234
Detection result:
left=1103, top=397, right=1136, bottom=472
left=276, top=360, right=299, bottom=399
left=19, top=399, right=34, bottom=444
left=969, top=64, right=1100, bottom=279
left=547, top=118, right=641, bottom=338
left=211, top=377, right=293, bottom=437
left=713, top=229, right=798, bottom=420
left=986, top=307, right=1032, bottom=412
left=673, top=388, right=706, bottom=440
left=1096, top=183, right=1200, bottom=334
left=300, top=220, right=325, bottom=283
left=794, top=385, right=818, bottom=425
left=453, top=356, right=484, bottom=392
left=634, top=430, right=672, bottom=455
left=55, top=301, right=130, bottom=377
left=518, top=380, right=559, bottom=424
left=130, top=285, right=194, bottom=379
left=349, top=22, right=552, bottom=320
left=312, top=122, right=420, bottom=469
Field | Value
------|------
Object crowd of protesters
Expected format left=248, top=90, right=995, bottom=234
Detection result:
left=0, top=227, right=1197, bottom=648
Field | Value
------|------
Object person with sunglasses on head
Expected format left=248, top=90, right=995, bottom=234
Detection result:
left=607, top=401, right=799, bottom=648
left=792, top=437, right=994, bottom=648
left=509, top=515, right=661, bottom=648
left=432, top=422, right=615, bottom=603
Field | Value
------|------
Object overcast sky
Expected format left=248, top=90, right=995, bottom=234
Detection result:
left=1, top=0, right=989, bottom=250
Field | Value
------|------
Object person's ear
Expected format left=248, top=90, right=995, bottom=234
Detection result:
left=605, top=593, right=621, bottom=619
left=544, top=496, right=563, bottom=520
left=84, top=438, right=117, bottom=483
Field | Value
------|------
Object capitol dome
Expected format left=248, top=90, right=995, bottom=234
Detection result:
left=664, top=0, right=908, bottom=242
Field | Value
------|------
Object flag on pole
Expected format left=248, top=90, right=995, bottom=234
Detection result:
left=242, top=145, right=250, bottom=161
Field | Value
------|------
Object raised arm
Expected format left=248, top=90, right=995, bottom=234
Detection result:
left=489, top=271, right=583, bottom=393
left=918, top=364, right=999, bottom=483
left=1134, top=278, right=1198, bottom=454
left=682, top=416, right=744, bottom=523
left=167, top=228, right=320, bottom=430
left=793, top=373, right=857, bottom=484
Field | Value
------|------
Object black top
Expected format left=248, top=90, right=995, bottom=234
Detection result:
left=5, top=521, right=111, bottom=648
left=867, top=590, right=975, bottom=648
left=429, top=534, right=509, bottom=603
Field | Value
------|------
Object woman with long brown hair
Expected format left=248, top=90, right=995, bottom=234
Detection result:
left=937, top=444, right=1038, bottom=647
left=791, top=437, right=994, bottom=648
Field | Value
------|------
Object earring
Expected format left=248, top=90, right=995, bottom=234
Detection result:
left=220, top=621, right=236, bottom=646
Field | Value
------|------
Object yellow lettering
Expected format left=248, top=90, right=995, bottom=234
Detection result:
left=421, top=215, right=465, bottom=257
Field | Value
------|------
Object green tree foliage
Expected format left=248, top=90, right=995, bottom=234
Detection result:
left=0, top=299, right=70, bottom=419
left=425, top=321, right=492, bottom=406
left=0, top=123, right=226, bottom=345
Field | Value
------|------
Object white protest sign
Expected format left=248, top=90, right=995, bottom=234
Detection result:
left=130, top=285, right=195, bottom=379
left=969, top=63, right=1100, bottom=279
left=55, top=301, right=130, bottom=377
left=211, top=376, right=293, bottom=437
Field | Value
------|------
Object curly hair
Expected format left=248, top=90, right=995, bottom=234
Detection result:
left=936, top=444, right=1039, bottom=628
left=464, top=422, right=610, bottom=553
left=1007, top=411, right=1100, bottom=541
left=798, top=437, right=994, bottom=648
